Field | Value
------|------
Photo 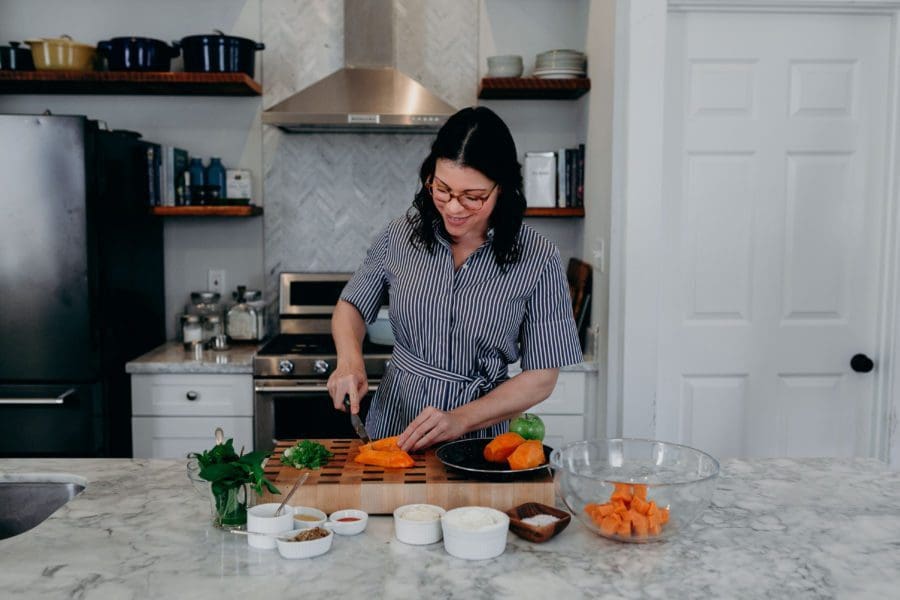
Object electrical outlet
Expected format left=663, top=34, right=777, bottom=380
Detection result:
left=208, top=269, right=226, bottom=294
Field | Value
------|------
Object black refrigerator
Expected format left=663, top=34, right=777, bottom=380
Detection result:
left=0, top=113, right=165, bottom=457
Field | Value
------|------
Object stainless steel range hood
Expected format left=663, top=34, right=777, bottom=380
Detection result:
left=262, top=0, right=457, bottom=133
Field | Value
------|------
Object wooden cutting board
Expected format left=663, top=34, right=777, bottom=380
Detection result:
left=258, top=439, right=555, bottom=515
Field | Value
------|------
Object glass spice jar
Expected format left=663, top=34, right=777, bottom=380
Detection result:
left=181, top=314, right=202, bottom=349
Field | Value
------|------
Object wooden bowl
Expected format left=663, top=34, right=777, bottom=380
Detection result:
left=505, top=502, right=571, bottom=543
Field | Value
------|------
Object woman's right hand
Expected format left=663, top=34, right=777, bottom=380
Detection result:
left=327, top=361, right=369, bottom=414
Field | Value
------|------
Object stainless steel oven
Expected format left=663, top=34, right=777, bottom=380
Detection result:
left=253, top=273, right=392, bottom=452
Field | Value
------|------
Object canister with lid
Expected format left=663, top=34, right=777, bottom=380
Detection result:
left=181, top=314, right=203, bottom=349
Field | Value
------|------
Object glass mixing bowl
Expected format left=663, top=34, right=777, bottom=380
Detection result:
left=549, top=439, right=719, bottom=543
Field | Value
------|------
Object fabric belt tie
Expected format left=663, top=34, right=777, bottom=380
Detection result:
left=390, top=344, right=495, bottom=405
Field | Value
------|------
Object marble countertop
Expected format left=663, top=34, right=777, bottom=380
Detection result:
left=1, top=457, right=898, bottom=599
left=125, top=342, right=261, bottom=374
left=125, top=341, right=599, bottom=375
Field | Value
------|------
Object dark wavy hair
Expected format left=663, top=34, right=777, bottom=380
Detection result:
left=406, top=106, right=526, bottom=267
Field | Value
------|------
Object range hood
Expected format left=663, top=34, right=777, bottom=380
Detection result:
left=263, top=0, right=457, bottom=133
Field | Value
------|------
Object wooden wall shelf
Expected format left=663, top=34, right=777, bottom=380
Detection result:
left=149, top=205, right=263, bottom=217
left=524, top=207, right=584, bottom=218
left=0, top=71, right=262, bottom=96
left=479, top=77, right=590, bottom=100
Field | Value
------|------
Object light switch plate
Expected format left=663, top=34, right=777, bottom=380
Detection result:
left=208, top=269, right=226, bottom=294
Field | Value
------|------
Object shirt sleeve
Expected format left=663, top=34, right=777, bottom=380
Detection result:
left=519, top=250, right=584, bottom=370
left=340, top=226, right=390, bottom=324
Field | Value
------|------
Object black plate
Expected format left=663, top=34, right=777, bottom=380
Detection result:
left=435, top=438, right=553, bottom=482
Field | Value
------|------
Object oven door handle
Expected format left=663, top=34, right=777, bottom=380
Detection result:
left=0, top=388, right=76, bottom=405
left=254, top=384, right=379, bottom=393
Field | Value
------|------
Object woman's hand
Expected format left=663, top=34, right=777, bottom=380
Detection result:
left=327, top=361, right=368, bottom=414
left=397, top=406, right=468, bottom=452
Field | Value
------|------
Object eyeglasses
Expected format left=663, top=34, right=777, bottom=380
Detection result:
left=427, top=177, right=498, bottom=212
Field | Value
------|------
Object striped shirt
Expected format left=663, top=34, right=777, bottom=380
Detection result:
left=340, top=217, right=583, bottom=439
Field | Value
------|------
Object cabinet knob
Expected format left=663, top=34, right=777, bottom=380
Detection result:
left=186, top=391, right=199, bottom=401
left=850, top=354, right=874, bottom=373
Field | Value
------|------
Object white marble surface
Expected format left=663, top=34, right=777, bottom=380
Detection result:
left=1, top=457, right=898, bottom=599
left=125, top=342, right=261, bottom=374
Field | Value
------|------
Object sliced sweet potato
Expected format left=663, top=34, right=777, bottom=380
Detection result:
left=507, top=440, right=545, bottom=470
left=631, top=495, right=650, bottom=516
left=354, top=448, right=414, bottom=468
left=483, top=432, right=526, bottom=463
left=632, top=483, right=648, bottom=501
left=600, top=513, right=621, bottom=535
left=610, top=482, right=632, bottom=503
left=589, top=482, right=671, bottom=539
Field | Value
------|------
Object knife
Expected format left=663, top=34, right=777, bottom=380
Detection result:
left=343, top=395, right=371, bottom=444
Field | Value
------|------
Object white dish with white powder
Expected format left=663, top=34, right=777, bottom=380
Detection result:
left=393, top=504, right=446, bottom=545
left=440, top=506, right=510, bottom=560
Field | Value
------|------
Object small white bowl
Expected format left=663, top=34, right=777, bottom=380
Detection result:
left=394, top=504, right=446, bottom=545
left=327, top=509, right=368, bottom=535
left=441, top=506, right=509, bottom=560
left=276, top=527, right=334, bottom=559
left=293, top=506, right=327, bottom=530
left=247, top=503, right=294, bottom=550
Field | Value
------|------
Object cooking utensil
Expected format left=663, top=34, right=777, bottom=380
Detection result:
left=0, top=42, right=35, bottom=71
left=343, top=395, right=371, bottom=444
left=177, top=30, right=265, bottom=78
left=26, top=35, right=96, bottom=71
left=97, top=37, right=179, bottom=71
left=274, top=471, right=309, bottom=517
left=435, top=438, right=553, bottom=481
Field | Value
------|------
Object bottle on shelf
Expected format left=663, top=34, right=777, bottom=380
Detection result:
left=187, top=158, right=205, bottom=205
left=205, top=157, right=226, bottom=201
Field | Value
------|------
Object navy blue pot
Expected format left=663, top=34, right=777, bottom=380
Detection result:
left=177, top=31, right=264, bottom=78
left=97, top=37, right=179, bottom=71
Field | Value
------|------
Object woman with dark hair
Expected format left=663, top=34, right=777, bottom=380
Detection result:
left=328, top=106, right=582, bottom=451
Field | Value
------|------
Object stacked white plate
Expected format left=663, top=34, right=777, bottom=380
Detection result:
left=533, top=49, right=586, bottom=79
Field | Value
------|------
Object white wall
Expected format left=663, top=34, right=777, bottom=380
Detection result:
left=0, top=0, right=265, bottom=339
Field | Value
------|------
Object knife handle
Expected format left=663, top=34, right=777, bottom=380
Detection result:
left=342, top=394, right=351, bottom=412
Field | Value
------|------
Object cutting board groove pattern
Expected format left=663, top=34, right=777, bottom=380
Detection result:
left=259, top=439, right=554, bottom=515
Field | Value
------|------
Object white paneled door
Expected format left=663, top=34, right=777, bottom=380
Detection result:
left=657, top=11, right=890, bottom=459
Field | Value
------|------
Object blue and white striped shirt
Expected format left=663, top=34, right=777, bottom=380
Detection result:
left=341, top=217, right=583, bottom=439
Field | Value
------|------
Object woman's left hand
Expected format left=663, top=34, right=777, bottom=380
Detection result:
left=397, top=406, right=467, bottom=452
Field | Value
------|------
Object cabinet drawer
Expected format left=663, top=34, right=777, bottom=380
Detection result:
left=530, top=372, right=585, bottom=415
left=533, top=415, right=584, bottom=449
left=132, top=416, right=253, bottom=458
left=131, top=374, right=252, bottom=417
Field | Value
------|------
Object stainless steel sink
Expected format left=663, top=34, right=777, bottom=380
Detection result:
left=0, top=480, right=85, bottom=540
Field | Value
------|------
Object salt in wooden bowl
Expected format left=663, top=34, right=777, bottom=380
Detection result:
left=505, top=502, right=571, bottom=543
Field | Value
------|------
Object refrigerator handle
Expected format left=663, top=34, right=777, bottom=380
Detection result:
left=0, top=388, right=76, bottom=405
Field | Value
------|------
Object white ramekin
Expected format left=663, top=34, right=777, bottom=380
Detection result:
left=441, top=506, right=510, bottom=560
left=246, top=503, right=294, bottom=550
left=393, top=504, right=446, bottom=545
left=292, top=506, right=327, bottom=530
left=276, top=528, right=334, bottom=559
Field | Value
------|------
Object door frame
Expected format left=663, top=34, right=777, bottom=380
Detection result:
left=607, top=0, right=900, bottom=464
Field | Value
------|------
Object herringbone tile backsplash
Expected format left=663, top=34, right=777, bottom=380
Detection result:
left=262, top=0, right=478, bottom=304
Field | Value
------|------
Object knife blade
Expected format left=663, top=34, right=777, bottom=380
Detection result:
left=343, top=395, right=371, bottom=444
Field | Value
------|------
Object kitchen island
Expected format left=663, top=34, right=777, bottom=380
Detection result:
left=1, top=457, right=898, bottom=599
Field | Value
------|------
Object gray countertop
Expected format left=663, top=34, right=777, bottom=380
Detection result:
left=125, top=342, right=599, bottom=375
left=1, top=457, right=898, bottom=599
left=125, top=342, right=260, bottom=374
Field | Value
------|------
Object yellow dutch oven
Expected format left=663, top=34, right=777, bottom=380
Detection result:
left=26, top=35, right=96, bottom=71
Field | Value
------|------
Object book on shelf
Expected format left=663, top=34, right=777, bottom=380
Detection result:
left=555, top=145, right=585, bottom=208
left=160, top=146, right=189, bottom=206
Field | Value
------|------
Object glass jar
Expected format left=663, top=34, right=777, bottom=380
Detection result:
left=187, top=291, right=222, bottom=320
left=226, top=285, right=259, bottom=341
left=201, top=314, right=223, bottom=343
left=243, top=289, right=267, bottom=340
left=181, top=314, right=203, bottom=349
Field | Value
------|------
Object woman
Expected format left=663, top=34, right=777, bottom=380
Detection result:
left=328, top=106, right=582, bottom=452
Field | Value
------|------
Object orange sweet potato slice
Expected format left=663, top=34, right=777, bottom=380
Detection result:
left=610, top=482, right=632, bottom=503
left=483, top=432, right=526, bottom=463
left=631, top=512, right=649, bottom=537
left=507, top=439, right=545, bottom=470
left=600, top=514, right=621, bottom=535
left=631, top=495, right=650, bottom=516
left=354, top=448, right=415, bottom=468
left=632, top=483, right=648, bottom=501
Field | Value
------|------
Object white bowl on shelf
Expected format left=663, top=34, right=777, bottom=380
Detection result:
left=486, top=54, right=523, bottom=78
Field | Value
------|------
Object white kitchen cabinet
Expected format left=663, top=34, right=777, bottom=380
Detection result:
left=509, top=366, right=591, bottom=446
left=131, top=373, right=253, bottom=458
